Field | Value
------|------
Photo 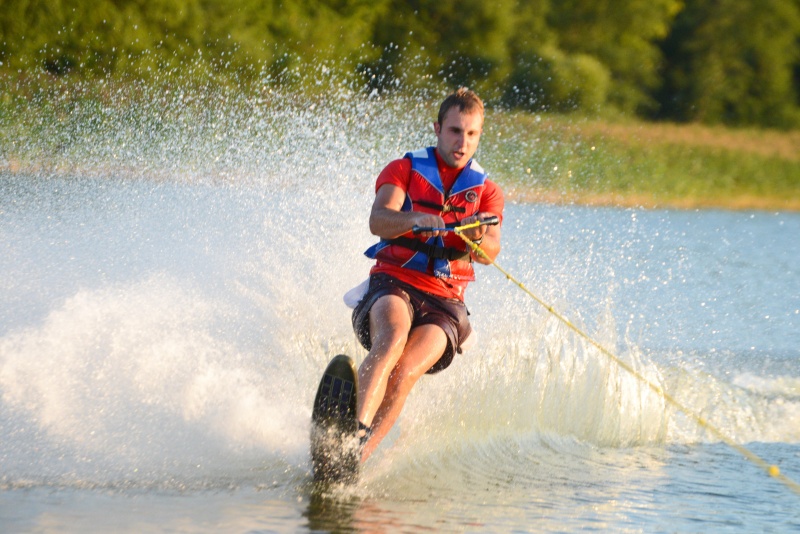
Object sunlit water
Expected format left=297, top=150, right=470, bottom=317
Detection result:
left=1, top=83, right=799, bottom=531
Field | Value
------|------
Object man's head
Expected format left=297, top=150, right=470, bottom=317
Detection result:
left=437, top=87, right=484, bottom=126
left=434, top=88, right=484, bottom=169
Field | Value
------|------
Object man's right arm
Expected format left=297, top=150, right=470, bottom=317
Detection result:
left=369, top=184, right=445, bottom=239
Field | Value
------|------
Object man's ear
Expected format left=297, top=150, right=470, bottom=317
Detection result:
left=433, top=122, right=441, bottom=135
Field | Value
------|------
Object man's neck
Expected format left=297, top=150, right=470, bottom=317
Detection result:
left=433, top=148, right=466, bottom=191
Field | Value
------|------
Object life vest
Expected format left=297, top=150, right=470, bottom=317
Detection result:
left=364, top=147, right=487, bottom=280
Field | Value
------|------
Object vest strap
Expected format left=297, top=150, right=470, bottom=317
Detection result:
left=414, top=200, right=466, bottom=214
left=389, top=237, right=472, bottom=262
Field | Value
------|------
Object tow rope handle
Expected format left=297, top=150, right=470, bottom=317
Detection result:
left=412, top=215, right=499, bottom=235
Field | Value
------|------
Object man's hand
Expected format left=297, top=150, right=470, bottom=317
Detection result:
left=370, top=184, right=447, bottom=238
left=459, top=212, right=492, bottom=241
left=409, top=212, right=446, bottom=237
left=459, top=212, right=501, bottom=264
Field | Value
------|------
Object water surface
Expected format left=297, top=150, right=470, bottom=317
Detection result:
left=1, top=87, right=798, bottom=532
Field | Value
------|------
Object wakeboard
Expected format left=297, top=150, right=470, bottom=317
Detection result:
left=311, top=354, right=359, bottom=485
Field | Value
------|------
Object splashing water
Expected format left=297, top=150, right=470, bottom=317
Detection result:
left=1, top=74, right=799, bottom=512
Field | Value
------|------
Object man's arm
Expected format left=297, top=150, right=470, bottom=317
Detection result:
left=459, top=212, right=501, bottom=264
left=369, top=184, right=445, bottom=239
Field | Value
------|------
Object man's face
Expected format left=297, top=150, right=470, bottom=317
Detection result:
left=434, top=107, right=483, bottom=169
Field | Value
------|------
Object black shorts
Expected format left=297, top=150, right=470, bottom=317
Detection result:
left=351, top=273, right=471, bottom=374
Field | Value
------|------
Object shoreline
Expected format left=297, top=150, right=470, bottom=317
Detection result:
left=4, top=159, right=797, bottom=213
left=507, top=189, right=800, bottom=213
left=3, top=157, right=798, bottom=213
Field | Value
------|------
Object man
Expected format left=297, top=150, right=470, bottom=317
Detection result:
left=351, top=88, right=504, bottom=462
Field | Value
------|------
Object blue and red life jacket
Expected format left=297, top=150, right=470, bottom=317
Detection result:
left=364, top=147, right=487, bottom=281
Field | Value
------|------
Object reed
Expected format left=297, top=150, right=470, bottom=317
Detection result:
left=484, top=113, right=800, bottom=211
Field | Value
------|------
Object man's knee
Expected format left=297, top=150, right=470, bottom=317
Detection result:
left=368, top=295, right=411, bottom=344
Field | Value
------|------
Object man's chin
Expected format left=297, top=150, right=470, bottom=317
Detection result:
left=449, top=154, right=468, bottom=167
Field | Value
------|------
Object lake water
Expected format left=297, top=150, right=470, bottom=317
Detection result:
left=1, top=87, right=799, bottom=531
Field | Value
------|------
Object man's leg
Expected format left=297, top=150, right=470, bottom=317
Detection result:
left=360, top=324, right=447, bottom=462
left=357, top=293, right=413, bottom=429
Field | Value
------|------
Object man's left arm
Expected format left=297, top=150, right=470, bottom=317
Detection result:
left=461, top=180, right=504, bottom=265
left=460, top=212, right=501, bottom=264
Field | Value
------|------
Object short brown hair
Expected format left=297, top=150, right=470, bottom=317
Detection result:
left=437, top=88, right=484, bottom=125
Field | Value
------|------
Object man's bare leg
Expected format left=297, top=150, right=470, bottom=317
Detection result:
left=361, top=324, right=447, bottom=462
left=357, top=294, right=412, bottom=428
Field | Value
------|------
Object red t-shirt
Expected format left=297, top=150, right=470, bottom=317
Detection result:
left=370, top=150, right=504, bottom=300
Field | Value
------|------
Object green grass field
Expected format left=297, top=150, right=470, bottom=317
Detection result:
left=484, top=112, right=800, bottom=211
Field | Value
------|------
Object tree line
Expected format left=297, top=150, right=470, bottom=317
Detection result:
left=2, top=0, right=799, bottom=128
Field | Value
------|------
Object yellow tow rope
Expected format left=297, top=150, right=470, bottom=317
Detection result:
left=454, top=222, right=800, bottom=497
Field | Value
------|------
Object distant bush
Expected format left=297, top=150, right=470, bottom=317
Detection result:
left=503, top=48, right=610, bottom=113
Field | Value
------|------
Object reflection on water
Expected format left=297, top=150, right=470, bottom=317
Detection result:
left=3, top=440, right=797, bottom=532
left=300, top=439, right=800, bottom=532
left=305, top=491, right=362, bottom=532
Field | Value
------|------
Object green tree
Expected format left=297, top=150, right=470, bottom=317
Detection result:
left=0, top=0, right=205, bottom=77
left=658, top=0, right=800, bottom=128
left=0, top=0, right=91, bottom=74
left=363, top=0, right=516, bottom=98
left=504, top=45, right=611, bottom=112
left=1, top=0, right=385, bottom=83
left=200, top=0, right=388, bottom=85
left=547, top=0, right=681, bottom=114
